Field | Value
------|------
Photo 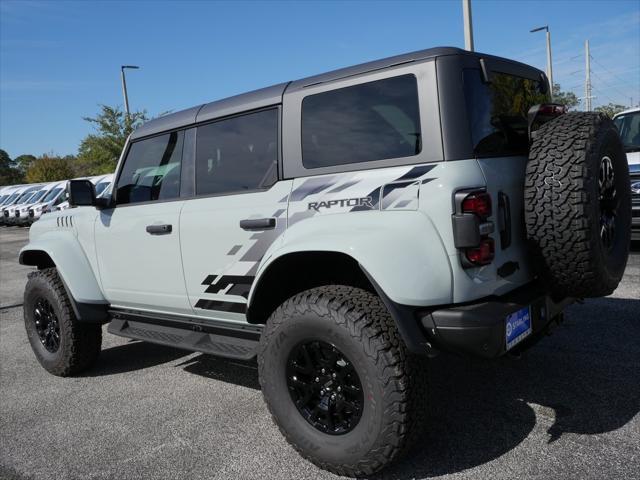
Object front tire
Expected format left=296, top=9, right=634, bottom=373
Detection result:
left=24, top=268, right=102, bottom=376
left=258, top=286, right=427, bottom=477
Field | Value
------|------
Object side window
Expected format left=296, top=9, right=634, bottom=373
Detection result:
left=195, top=109, right=278, bottom=196
left=301, top=74, right=421, bottom=169
left=116, top=130, right=184, bottom=205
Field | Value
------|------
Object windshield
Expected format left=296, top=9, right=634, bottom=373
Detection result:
left=613, top=111, right=640, bottom=153
left=464, top=69, right=550, bottom=157
left=18, top=192, right=36, bottom=204
left=4, top=193, right=20, bottom=205
left=28, top=190, right=46, bottom=203
left=98, top=183, right=112, bottom=198
left=43, top=187, right=63, bottom=202
left=95, top=181, right=110, bottom=195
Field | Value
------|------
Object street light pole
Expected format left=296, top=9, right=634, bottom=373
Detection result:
left=120, top=65, right=139, bottom=118
left=530, top=26, right=553, bottom=100
left=462, top=0, right=474, bottom=52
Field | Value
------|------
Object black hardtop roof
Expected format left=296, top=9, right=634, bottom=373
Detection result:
left=130, top=46, right=535, bottom=140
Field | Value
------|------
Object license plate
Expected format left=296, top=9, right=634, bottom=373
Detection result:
left=505, top=306, right=532, bottom=350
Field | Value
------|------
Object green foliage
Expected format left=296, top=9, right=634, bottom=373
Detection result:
left=594, top=103, right=627, bottom=118
left=0, top=149, right=24, bottom=186
left=553, top=84, right=580, bottom=110
left=490, top=74, right=549, bottom=118
left=25, top=154, right=76, bottom=183
left=75, top=105, right=147, bottom=176
left=13, top=154, right=37, bottom=175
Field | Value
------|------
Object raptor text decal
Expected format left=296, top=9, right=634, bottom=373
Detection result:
left=308, top=196, right=374, bottom=211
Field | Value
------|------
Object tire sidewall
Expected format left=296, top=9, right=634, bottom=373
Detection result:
left=260, top=308, right=389, bottom=466
left=24, top=274, right=68, bottom=370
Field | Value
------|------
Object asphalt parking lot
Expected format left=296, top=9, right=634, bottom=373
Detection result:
left=1, top=226, right=639, bottom=480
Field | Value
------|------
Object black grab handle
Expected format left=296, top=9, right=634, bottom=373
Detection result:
left=146, top=224, right=172, bottom=235
left=239, top=218, right=276, bottom=231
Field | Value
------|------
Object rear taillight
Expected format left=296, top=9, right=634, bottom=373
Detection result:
left=465, top=238, right=495, bottom=266
left=452, top=189, right=495, bottom=268
left=461, top=192, right=492, bottom=219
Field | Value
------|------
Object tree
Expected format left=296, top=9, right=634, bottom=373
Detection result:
left=0, top=149, right=23, bottom=186
left=25, top=154, right=76, bottom=183
left=594, top=103, right=626, bottom=118
left=75, top=105, right=147, bottom=176
left=553, top=84, right=580, bottom=110
left=13, top=154, right=37, bottom=175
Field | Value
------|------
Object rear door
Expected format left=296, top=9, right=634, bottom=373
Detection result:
left=179, top=108, right=292, bottom=323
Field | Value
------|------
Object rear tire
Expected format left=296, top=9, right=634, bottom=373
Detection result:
left=525, top=112, right=631, bottom=298
left=23, top=268, right=102, bottom=376
left=258, top=285, right=427, bottom=477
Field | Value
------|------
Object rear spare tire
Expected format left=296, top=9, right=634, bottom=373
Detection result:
left=525, top=112, right=631, bottom=298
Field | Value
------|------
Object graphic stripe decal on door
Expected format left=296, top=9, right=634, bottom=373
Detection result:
left=194, top=299, right=247, bottom=314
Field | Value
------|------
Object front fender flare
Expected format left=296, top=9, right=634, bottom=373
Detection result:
left=19, top=231, right=108, bottom=322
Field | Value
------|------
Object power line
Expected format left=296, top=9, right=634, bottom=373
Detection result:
left=591, top=57, right=640, bottom=89
left=590, top=85, right=622, bottom=107
left=591, top=69, right=634, bottom=100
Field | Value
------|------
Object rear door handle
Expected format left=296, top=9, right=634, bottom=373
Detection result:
left=239, top=218, right=276, bottom=231
left=146, top=224, right=172, bottom=235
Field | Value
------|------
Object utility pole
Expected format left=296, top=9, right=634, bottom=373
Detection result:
left=120, top=65, right=139, bottom=118
left=462, top=0, right=474, bottom=52
left=530, top=26, right=553, bottom=99
left=585, top=40, right=592, bottom=111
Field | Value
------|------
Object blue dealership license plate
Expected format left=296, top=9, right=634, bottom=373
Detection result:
left=505, top=306, right=532, bottom=350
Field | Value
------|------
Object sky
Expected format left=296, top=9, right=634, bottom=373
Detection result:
left=1, top=0, right=639, bottom=158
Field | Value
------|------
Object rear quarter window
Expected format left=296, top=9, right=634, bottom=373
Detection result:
left=301, top=74, right=421, bottom=169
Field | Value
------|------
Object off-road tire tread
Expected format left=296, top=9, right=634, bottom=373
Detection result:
left=524, top=112, right=627, bottom=297
left=24, top=268, right=102, bottom=376
left=258, top=285, right=428, bottom=477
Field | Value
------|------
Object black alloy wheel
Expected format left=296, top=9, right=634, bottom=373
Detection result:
left=33, top=298, right=60, bottom=353
left=598, top=155, right=618, bottom=250
left=286, top=340, right=363, bottom=435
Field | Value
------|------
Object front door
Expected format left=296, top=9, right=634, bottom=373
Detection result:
left=95, top=129, right=191, bottom=315
left=180, top=108, right=292, bottom=323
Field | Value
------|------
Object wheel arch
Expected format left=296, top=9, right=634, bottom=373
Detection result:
left=20, top=236, right=108, bottom=323
left=246, top=251, right=372, bottom=324
left=246, top=250, right=431, bottom=354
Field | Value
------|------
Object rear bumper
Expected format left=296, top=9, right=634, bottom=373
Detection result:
left=419, top=283, right=573, bottom=358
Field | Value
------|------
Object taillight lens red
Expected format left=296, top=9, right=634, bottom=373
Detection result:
left=462, top=192, right=492, bottom=219
left=538, top=104, right=567, bottom=116
left=465, top=238, right=495, bottom=266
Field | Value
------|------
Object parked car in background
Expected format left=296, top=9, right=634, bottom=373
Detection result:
left=0, top=186, right=21, bottom=208
left=613, top=107, right=640, bottom=239
left=1, top=185, right=41, bottom=225
left=14, top=183, right=58, bottom=226
left=94, top=174, right=113, bottom=197
left=25, top=181, right=68, bottom=224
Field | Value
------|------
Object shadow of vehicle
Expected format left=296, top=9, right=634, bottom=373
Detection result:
left=83, top=296, right=639, bottom=478
left=177, top=354, right=260, bottom=390
left=82, top=339, right=189, bottom=376
left=375, top=296, right=640, bottom=479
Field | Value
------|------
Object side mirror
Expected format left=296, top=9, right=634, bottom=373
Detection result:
left=68, top=180, right=97, bottom=207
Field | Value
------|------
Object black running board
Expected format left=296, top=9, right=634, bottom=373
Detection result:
left=107, top=310, right=261, bottom=360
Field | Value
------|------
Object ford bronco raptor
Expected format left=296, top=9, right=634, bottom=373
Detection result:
left=20, top=47, right=631, bottom=476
